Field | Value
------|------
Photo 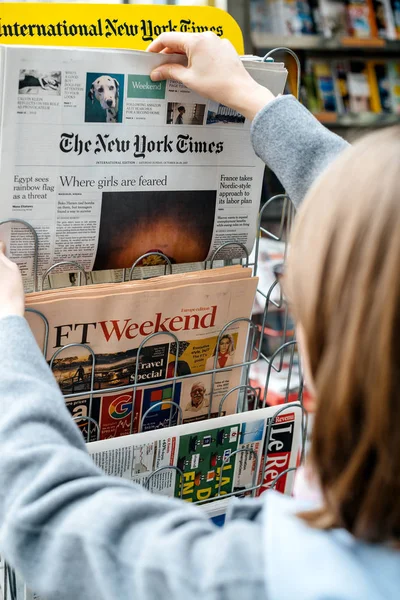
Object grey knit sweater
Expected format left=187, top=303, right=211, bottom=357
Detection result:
left=0, top=97, right=353, bottom=600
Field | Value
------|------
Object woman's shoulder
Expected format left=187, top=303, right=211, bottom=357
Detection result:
left=227, top=491, right=400, bottom=599
left=257, top=491, right=400, bottom=600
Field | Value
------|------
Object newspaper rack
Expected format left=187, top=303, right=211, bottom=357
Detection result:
left=0, top=193, right=306, bottom=600
left=0, top=49, right=306, bottom=600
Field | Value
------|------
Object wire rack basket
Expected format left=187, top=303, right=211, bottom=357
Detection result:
left=0, top=46, right=307, bottom=600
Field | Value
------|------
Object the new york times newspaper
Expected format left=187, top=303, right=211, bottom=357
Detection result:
left=0, top=45, right=287, bottom=283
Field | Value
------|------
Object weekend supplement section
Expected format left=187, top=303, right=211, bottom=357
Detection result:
left=0, top=45, right=287, bottom=281
left=25, top=266, right=258, bottom=435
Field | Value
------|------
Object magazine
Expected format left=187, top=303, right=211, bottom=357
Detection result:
left=25, top=267, right=258, bottom=438
left=87, top=402, right=302, bottom=501
left=0, top=45, right=287, bottom=288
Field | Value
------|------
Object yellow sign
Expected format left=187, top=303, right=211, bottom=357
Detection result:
left=0, top=3, right=244, bottom=53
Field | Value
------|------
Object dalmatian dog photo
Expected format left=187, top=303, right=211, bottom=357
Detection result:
left=88, top=75, right=120, bottom=123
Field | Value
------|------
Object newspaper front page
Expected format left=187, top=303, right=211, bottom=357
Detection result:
left=25, top=272, right=258, bottom=436
left=87, top=403, right=302, bottom=500
left=0, top=45, right=287, bottom=283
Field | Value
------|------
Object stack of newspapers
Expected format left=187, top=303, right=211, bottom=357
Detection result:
left=0, top=44, right=301, bottom=513
left=25, top=263, right=302, bottom=505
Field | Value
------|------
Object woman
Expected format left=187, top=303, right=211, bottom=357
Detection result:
left=205, top=333, right=236, bottom=370
left=0, top=33, right=399, bottom=599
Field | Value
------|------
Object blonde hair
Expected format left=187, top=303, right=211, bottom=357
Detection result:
left=285, top=126, right=400, bottom=543
left=212, top=333, right=235, bottom=356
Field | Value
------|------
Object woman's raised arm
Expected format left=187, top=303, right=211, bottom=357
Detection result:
left=147, top=32, right=349, bottom=206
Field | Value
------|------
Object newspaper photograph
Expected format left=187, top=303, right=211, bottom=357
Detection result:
left=88, top=403, right=302, bottom=502
left=0, top=46, right=287, bottom=282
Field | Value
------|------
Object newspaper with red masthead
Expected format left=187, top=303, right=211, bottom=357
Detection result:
left=25, top=266, right=258, bottom=440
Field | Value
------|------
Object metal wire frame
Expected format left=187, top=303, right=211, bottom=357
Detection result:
left=42, top=260, right=87, bottom=290
left=16, top=186, right=303, bottom=410
left=129, top=330, right=180, bottom=433
left=145, top=466, right=185, bottom=499
left=26, top=313, right=264, bottom=451
left=140, top=400, right=183, bottom=432
left=262, top=47, right=301, bottom=100
left=28, top=315, right=267, bottom=464
left=32, top=315, right=264, bottom=388
left=217, top=447, right=259, bottom=498
left=17, top=219, right=304, bottom=513
left=26, top=303, right=266, bottom=444
left=269, top=467, right=298, bottom=491
left=253, top=196, right=297, bottom=379
left=208, top=241, right=250, bottom=269
left=253, top=194, right=289, bottom=276
left=207, top=317, right=259, bottom=415
left=260, top=340, right=299, bottom=408
left=12, top=199, right=298, bottom=419
left=25, top=308, right=49, bottom=358
left=20, top=190, right=304, bottom=449
left=7, top=214, right=304, bottom=599
left=218, top=384, right=260, bottom=416
left=128, top=251, right=173, bottom=280
left=255, top=402, right=304, bottom=497
left=50, top=343, right=96, bottom=443
left=72, top=415, right=101, bottom=442
left=258, top=283, right=292, bottom=373
left=12, top=210, right=306, bottom=598
left=2, top=47, right=304, bottom=600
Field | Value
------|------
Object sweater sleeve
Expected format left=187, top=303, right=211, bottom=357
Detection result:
left=0, top=316, right=266, bottom=600
left=250, top=95, right=350, bottom=207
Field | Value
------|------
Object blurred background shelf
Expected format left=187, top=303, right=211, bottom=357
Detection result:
left=252, top=33, right=400, bottom=53
left=231, top=0, right=400, bottom=209
left=315, top=112, right=400, bottom=127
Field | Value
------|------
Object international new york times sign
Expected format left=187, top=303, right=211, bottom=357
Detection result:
left=0, top=18, right=224, bottom=41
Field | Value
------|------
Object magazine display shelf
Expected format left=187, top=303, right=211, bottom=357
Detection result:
left=0, top=46, right=305, bottom=600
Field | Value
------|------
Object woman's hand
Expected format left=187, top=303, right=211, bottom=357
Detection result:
left=147, top=32, right=275, bottom=121
left=0, top=242, right=24, bottom=320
